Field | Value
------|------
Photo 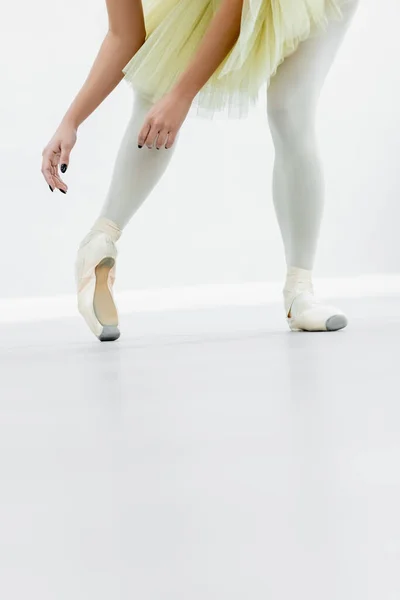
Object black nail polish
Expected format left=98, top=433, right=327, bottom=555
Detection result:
left=138, top=145, right=143, bottom=149
left=60, top=189, right=67, bottom=194
left=61, top=163, right=68, bottom=173
left=49, top=185, right=54, bottom=192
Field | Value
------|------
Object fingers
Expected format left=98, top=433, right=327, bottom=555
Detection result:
left=41, top=152, right=57, bottom=191
left=42, top=147, right=68, bottom=193
left=51, top=164, right=68, bottom=194
left=138, top=122, right=175, bottom=150
left=144, top=122, right=161, bottom=149
left=50, top=153, right=68, bottom=193
left=155, top=128, right=169, bottom=150
left=138, top=122, right=151, bottom=148
left=59, top=144, right=71, bottom=174
left=138, top=117, right=175, bottom=150
left=165, top=130, right=177, bottom=149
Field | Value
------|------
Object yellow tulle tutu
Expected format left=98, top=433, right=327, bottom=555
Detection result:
left=123, top=0, right=345, bottom=118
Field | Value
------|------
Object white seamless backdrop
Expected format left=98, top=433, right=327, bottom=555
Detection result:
left=0, top=0, right=399, bottom=300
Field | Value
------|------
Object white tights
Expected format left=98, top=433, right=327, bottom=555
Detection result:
left=267, top=0, right=360, bottom=270
left=97, top=0, right=360, bottom=273
left=98, top=93, right=179, bottom=229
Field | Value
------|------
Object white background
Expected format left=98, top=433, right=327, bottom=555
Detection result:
left=0, top=0, right=398, bottom=300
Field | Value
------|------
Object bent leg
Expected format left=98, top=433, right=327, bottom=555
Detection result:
left=76, top=91, right=179, bottom=340
left=98, top=92, right=179, bottom=230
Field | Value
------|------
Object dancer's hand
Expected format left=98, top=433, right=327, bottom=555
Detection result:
left=41, top=120, right=77, bottom=193
left=138, top=90, right=192, bottom=150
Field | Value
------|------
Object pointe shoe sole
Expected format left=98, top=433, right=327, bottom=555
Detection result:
left=93, top=257, right=120, bottom=342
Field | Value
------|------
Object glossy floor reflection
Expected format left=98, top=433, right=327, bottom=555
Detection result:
left=0, top=297, right=399, bottom=600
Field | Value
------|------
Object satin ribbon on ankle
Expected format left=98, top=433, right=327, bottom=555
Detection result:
left=90, top=217, right=122, bottom=243
left=283, top=266, right=314, bottom=316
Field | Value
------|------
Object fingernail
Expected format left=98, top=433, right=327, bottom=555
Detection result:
left=61, top=164, right=68, bottom=173
left=49, top=185, right=54, bottom=192
left=60, top=189, right=67, bottom=194
left=138, top=145, right=143, bottom=149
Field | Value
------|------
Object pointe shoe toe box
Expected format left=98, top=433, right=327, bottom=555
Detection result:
left=289, top=304, right=347, bottom=332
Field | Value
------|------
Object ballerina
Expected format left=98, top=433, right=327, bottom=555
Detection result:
left=41, top=0, right=360, bottom=340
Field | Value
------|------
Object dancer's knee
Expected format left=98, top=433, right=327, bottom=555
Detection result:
left=267, top=93, right=316, bottom=148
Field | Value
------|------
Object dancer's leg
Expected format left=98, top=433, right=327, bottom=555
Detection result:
left=76, top=91, right=179, bottom=340
left=98, top=91, right=179, bottom=229
left=267, top=0, right=360, bottom=271
left=266, top=0, right=360, bottom=330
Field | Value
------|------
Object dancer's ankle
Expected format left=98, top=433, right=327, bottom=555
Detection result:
left=283, top=265, right=314, bottom=316
left=90, top=217, right=122, bottom=243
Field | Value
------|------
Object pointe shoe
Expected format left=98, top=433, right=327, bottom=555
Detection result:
left=286, top=291, right=348, bottom=332
left=284, top=266, right=348, bottom=332
left=75, top=217, right=122, bottom=341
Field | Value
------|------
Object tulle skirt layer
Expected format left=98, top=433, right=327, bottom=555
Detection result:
left=123, top=0, right=345, bottom=118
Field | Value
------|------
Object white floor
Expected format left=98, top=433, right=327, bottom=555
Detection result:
left=0, top=296, right=399, bottom=600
